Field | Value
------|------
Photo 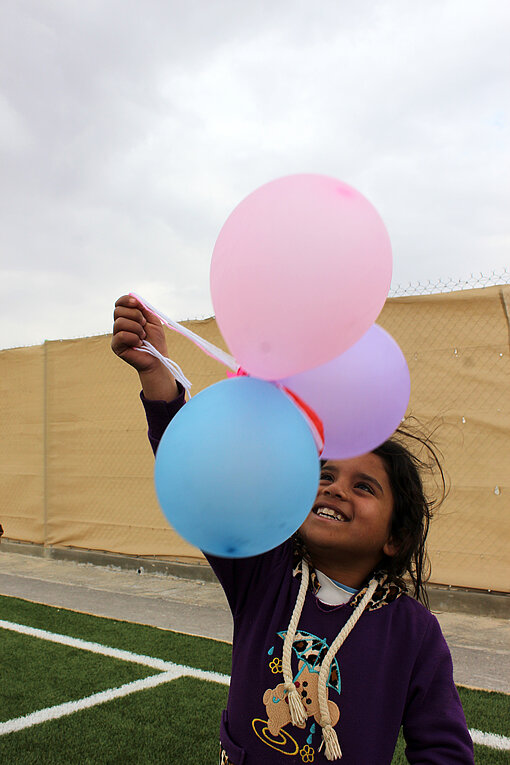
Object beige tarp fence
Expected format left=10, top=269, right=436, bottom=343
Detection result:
left=1, top=286, right=509, bottom=591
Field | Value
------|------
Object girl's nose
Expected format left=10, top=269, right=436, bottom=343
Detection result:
left=323, top=482, right=349, bottom=500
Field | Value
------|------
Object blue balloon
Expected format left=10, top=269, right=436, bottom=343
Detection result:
left=154, top=377, right=320, bottom=557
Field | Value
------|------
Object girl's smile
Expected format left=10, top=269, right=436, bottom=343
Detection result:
left=313, top=505, right=351, bottom=522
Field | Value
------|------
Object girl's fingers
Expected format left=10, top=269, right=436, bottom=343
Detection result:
left=113, top=317, right=147, bottom=340
left=112, top=330, right=144, bottom=352
left=113, top=305, right=147, bottom=327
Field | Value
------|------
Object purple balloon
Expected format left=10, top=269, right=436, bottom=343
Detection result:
left=279, top=325, right=410, bottom=459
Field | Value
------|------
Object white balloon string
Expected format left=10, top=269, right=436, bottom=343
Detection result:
left=136, top=340, right=193, bottom=394
left=131, top=293, right=238, bottom=372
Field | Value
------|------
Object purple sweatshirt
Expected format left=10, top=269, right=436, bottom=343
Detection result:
left=142, top=390, right=474, bottom=764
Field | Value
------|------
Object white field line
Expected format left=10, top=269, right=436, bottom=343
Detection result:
left=469, top=729, right=510, bottom=750
left=1, top=621, right=508, bottom=750
left=0, top=619, right=229, bottom=679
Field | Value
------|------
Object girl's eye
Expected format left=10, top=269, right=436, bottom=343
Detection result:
left=320, top=472, right=334, bottom=482
left=356, top=482, right=375, bottom=494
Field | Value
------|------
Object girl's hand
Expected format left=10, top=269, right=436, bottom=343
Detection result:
left=111, top=295, right=179, bottom=402
left=112, top=295, right=166, bottom=372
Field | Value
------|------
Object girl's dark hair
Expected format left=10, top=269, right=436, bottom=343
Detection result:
left=371, top=426, right=447, bottom=608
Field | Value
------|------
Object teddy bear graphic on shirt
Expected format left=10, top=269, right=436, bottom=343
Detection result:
left=252, top=630, right=341, bottom=759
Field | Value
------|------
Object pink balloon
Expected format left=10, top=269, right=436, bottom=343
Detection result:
left=279, top=325, right=410, bottom=459
left=210, top=174, right=392, bottom=379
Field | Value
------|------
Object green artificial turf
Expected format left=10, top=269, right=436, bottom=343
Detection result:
left=469, top=746, right=510, bottom=765
left=459, top=686, right=510, bottom=738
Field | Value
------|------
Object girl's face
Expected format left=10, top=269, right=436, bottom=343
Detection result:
left=299, top=453, right=396, bottom=570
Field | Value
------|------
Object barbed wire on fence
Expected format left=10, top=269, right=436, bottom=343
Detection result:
left=389, top=268, right=510, bottom=297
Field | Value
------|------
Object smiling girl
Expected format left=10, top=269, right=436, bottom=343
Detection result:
left=112, top=295, right=474, bottom=764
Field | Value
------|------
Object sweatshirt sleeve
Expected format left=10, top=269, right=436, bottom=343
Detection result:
left=403, top=613, right=474, bottom=764
left=140, top=382, right=187, bottom=455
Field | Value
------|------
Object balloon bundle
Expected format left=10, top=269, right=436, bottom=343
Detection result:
left=138, top=175, right=410, bottom=558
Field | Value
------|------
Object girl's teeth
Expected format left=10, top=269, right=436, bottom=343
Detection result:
left=316, top=508, right=344, bottom=521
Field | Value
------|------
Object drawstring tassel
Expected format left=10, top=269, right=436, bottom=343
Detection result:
left=284, top=682, right=307, bottom=727
left=321, top=724, right=342, bottom=760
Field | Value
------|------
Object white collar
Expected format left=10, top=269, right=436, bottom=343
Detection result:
left=315, top=569, right=359, bottom=606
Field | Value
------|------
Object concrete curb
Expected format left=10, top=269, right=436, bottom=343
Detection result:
left=1, top=539, right=218, bottom=582
left=3, top=538, right=509, bottom=618
left=427, top=586, right=510, bottom=619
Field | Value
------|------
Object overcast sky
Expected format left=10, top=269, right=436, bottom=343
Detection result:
left=1, top=0, right=509, bottom=350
